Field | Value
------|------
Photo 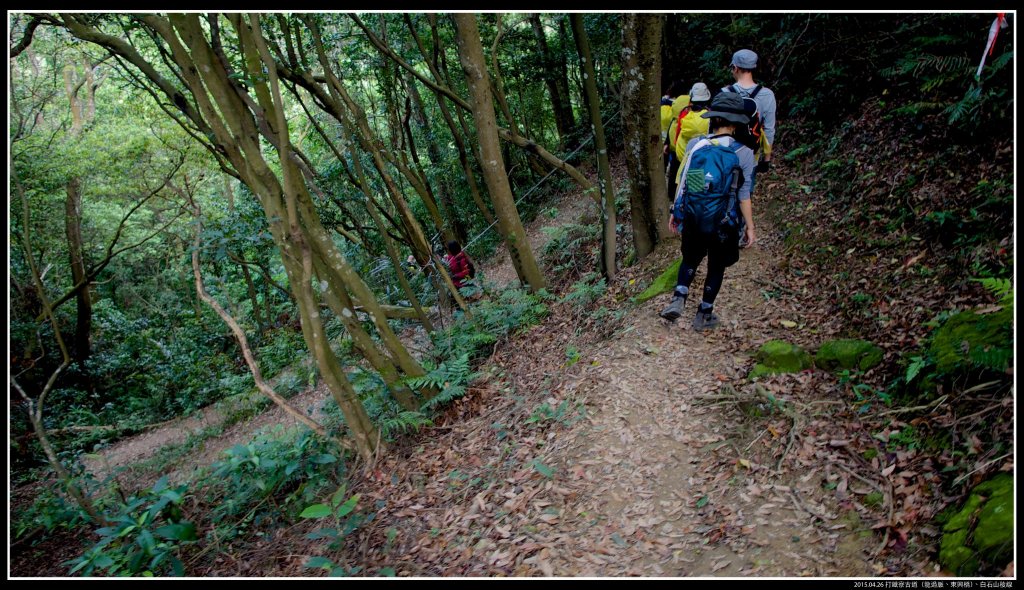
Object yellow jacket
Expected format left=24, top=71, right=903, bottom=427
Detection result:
left=673, top=109, right=711, bottom=164
left=675, top=117, right=772, bottom=183
left=660, top=104, right=673, bottom=139
left=665, top=95, right=690, bottom=150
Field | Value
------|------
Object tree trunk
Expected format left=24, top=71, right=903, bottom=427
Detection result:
left=489, top=15, right=548, bottom=181
left=14, top=166, right=107, bottom=526
left=64, top=177, right=92, bottom=363
left=560, top=15, right=585, bottom=149
left=454, top=14, right=546, bottom=292
left=621, top=14, right=667, bottom=260
left=571, top=15, right=617, bottom=280
left=225, top=176, right=265, bottom=334
left=407, top=76, right=468, bottom=244
left=240, top=13, right=384, bottom=460
left=530, top=14, right=576, bottom=151
left=349, top=135, right=435, bottom=334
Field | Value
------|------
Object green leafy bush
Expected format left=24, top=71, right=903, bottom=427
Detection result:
left=206, top=427, right=344, bottom=532
left=66, top=476, right=196, bottom=577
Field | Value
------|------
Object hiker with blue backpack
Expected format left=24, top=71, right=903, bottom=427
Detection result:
left=660, top=92, right=757, bottom=330
left=722, top=49, right=776, bottom=247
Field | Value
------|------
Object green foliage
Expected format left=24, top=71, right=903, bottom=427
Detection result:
left=837, top=369, right=893, bottom=414
left=66, top=476, right=195, bottom=577
left=897, top=278, right=1012, bottom=404
left=431, top=288, right=550, bottom=363
left=378, top=411, right=434, bottom=438
left=408, top=353, right=477, bottom=412
left=560, top=273, right=608, bottom=312
left=206, top=427, right=345, bottom=533
left=299, top=484, right=368, bottom=576
left=664, top=14, right=1013, bottom=131
left=972, top=277, right=1012, bottom=306
left=885, top=425, right=920, bottom=451
left=526, top=398, right=586, bottom=428
left=541, top=222, right=601, bottom=278
left=13, top=486, right=91, bottom=542
left=564, top=345, right=581, bottom=367
left=255, top=328, right=309, bottom=378
left=863, top=491, right=884, bottom=508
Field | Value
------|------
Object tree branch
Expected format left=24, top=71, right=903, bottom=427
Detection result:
left=10, top=15, right=42, bottom=59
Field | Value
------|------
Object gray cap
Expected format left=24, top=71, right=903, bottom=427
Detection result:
left=701, top=92, right=749, bottom=125
left=730, top=49, right=758, bottom=69
left=689, top=82, right=711, bottom=102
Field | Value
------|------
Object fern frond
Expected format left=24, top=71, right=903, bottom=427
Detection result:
left=969, top=347, right=1012, bottom=372
left=379, top=411, right=433, bottom=437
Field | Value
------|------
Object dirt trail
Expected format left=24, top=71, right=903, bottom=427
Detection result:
left=305, top=172, right=878, bottom=577
left=70, top=159, right=875, bottom=577
left=525, top=223, right=872, bottom=576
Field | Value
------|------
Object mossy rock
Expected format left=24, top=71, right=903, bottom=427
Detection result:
left=636, top=259, right=681, bottom=303
left=749, top=340, right=812, bottom=378
left=929, top=306, right=1012, bottom=375
left=815, top=339, right=884, bottom=372
left=939, top=473, right=1014, bottom=575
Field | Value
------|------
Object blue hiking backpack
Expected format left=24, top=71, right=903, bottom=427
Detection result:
left=671, top=135, right=744, bottom=235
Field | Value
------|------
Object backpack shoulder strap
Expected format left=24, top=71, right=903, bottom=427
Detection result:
left=748, top=84, right=762, bottom=100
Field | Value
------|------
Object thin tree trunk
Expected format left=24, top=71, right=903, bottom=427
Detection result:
left=13, top=169, right=106, bottom=526
left=530, top=14, right=575, bottom=150
left=414, top=18, right=495, bottom=224
left=454, top=14, right=545, bottom=292
left=621, top=14, right=667, bottom=259
left=225, top=176, right=265, bottom=333
left=560, top=15, right=585, bottom=148
left=490, top=14, right=547, bottom=180
left=353, top=13, right=593, bottom=202
left=64, top=177, right=92, bottom=363
left=241, top=13, right=383, bottom=460
left=296, top=17, right=469, bottom=315
left=63, top=58, right=97, bottom=366
left=571, top=14, right=617, bottom=280
left=349, top=135, right=435, bottom=333
left=407, top=76, right=468, bottom=244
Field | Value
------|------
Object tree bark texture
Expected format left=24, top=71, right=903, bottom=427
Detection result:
left=571, top=14, right=617, bottom=280
left=453, top=14, right=546, bottom=292
left=621, top=14, right=667, bottom=259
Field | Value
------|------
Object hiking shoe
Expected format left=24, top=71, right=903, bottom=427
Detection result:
left=659, top=295, right=686, bottom=322
left=692, top=307, right=720, bottom=331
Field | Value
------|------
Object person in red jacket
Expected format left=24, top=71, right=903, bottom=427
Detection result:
left=443, top=240, right=475, bottom=290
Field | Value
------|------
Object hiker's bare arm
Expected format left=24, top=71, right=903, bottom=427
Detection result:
left=740, top=200, right=756, bottom=246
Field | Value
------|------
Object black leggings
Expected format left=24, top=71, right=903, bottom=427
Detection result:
left=666, top=153, right=681, bottom=201
left=675, top=231, right=729, bottom=306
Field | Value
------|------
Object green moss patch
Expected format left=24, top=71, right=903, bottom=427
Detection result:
left=930, top=307, right=1012, bottom=374
left=749, top=340, right=812, bottom=378
left=815, top=339, right=884, bottom=371
left=636, top=259, right=681, bottom=303
left=939, top=473, right=1013, bottom=575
